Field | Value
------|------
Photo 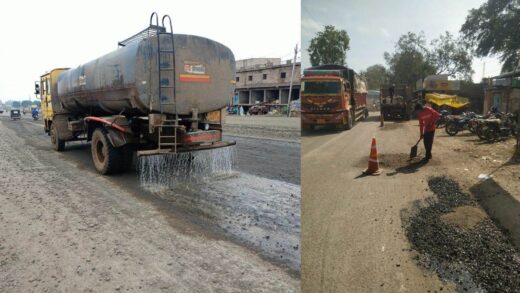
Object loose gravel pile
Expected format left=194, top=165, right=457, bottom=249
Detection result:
left=404, top=176, right=520, bottom=292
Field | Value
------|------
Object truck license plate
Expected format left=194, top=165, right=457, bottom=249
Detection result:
left=317, top=119, right=326, bottom=124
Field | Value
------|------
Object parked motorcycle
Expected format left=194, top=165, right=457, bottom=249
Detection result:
left=481, top=113, right=518, bottom=142
left=436, top=110, right=450, bottom=129
left=474, top=110, right=502, bottom=139
left=445, top=112, right=476, bottom=136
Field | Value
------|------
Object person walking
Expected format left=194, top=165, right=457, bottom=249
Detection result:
left=415, top=103, right=440, bottom=162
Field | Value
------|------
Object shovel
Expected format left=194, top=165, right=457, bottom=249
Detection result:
left=409, top=138, right=422, bottom=159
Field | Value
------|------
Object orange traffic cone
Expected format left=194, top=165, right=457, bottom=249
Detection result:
left=363, top=137, right=382, bottom=175
left=380, top=113, right=384, bottom=127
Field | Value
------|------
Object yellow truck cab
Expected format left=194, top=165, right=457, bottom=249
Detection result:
left=38, top=68, right=68, bottom=134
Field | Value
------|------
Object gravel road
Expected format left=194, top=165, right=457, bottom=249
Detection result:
left=0, top=114, right=300, bottom=292
left=302, top=112, right=520, bottom=292
left=224, top=115, right=300, bottom=142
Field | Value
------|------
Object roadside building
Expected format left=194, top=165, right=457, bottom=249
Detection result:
left=483, top=70, right=520, bottom=114
left=233, top=58, right=301, bottom=113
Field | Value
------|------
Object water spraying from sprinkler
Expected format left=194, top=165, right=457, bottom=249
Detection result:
left=138, top=146, right=236, bottom=188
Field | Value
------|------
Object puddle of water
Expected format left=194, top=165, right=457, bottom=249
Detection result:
left=136, top=145, right=300, bottom=273
left=144, top=171, right=301, bottom=274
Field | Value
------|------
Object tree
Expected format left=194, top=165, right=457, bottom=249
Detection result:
left=359, top=64, right=389, bottom=90
left=384, top=32, right=436, bottom=85
left=430, top=31, right=474, bottom=80
left=385, top=32, right=474, bottom=85
left=32, top=100, right=41, bottom=108
left=21, top=100, right=32, bottom=108
left=461, top=0, right=520, bottom=73
left=308, top=25, right=350, bottom=66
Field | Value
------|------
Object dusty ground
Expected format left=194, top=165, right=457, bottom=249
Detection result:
left=0, top=113, right=300, bottom=292
left=302, top=112, right=520, bottom=292
left=224, top=115, right=300, bottom=142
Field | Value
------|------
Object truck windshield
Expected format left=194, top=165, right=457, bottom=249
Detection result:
left=302, top=81, right=341, bottom=95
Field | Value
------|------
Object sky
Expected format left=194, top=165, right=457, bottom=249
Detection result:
left=302, top=0, right=503, bottom=82
left=0, top=0, right=300, bottom=103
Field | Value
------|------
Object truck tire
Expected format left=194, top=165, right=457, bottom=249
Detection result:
left=364, top=108, right=369, bottom=119
left=91, top=128, right=123, bottom=174
left=50, top=123, right=65, bottom=151
left=344, top=110, right=353, bottom=130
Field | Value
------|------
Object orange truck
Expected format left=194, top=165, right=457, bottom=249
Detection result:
left=301, top=65, right=368, bottom=130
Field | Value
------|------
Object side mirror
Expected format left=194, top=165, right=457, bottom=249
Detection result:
left=34, top=82, right=40, bottom=95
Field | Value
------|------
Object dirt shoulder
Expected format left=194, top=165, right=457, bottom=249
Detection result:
left=224, top=115, right=301, bottom=142
left=0, top=118, right=299, bottom=292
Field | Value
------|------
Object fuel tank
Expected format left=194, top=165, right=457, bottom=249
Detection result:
left=55, top=34, right=235, bottom=116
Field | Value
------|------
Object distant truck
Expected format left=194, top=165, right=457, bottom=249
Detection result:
left=379, top=84, right=414, bottom=120
left=301, top=65, right=368, bottom=130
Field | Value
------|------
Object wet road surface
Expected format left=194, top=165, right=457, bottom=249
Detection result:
left=0, top=113, right=301, bottom=291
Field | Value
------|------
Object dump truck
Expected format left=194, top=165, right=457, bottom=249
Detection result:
left=379, top=84, right=414, bottom=120
left=301, top=65, right=368, bottom=130
left=35, top=13, right=236, bottom=174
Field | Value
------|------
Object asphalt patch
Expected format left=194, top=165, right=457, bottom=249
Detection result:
left=402, top=176, right=520, bottom=292
left=378, top=122, right=406, bottom=130
left=356, top=153, right=439, bottom=169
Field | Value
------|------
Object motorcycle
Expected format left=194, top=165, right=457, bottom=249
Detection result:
left=32, top=113, right=39, bottom=120
left=474, top=110, right=502, bottom=140
left=444, top=112, right=476, bottom=136
left=436, top=110, right=450, bottom=129
left=481, top=113, right=518, bottom=142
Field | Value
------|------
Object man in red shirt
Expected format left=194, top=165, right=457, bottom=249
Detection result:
left=415, top=103, right=440, bottom=162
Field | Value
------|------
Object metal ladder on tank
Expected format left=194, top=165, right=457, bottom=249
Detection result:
left=150, top=13, right=179, bottom=153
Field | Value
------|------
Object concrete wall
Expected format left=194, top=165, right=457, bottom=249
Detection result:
left=483, top=88, right=520, bottom=114
left=233, top=59, right=301, bottom=106
left=235, top=63, right=301, bottom=89
left=236, top=58, right=281, bottom=70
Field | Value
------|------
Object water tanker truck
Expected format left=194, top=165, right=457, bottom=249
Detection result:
left=36, top=13, right=235, bottom=174
left=301, top=64, right=368, bottom=131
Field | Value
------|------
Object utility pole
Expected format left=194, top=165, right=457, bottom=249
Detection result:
left=482, top=61, right=486, bottom=81
left=287, top=43, right=298, bottom=117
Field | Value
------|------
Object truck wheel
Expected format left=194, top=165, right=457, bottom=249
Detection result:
left=364, top=109, right=369, bottom=119
left=344, top=111, right=353, bottom=130
left=91, top=128, right=123, bottom=174
left=50, top=123, right=65, bottom=151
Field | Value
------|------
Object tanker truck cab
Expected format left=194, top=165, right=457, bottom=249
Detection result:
left=38, top=68, right=69, bottom=134
left=40, top=13, right=236, bottom=175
